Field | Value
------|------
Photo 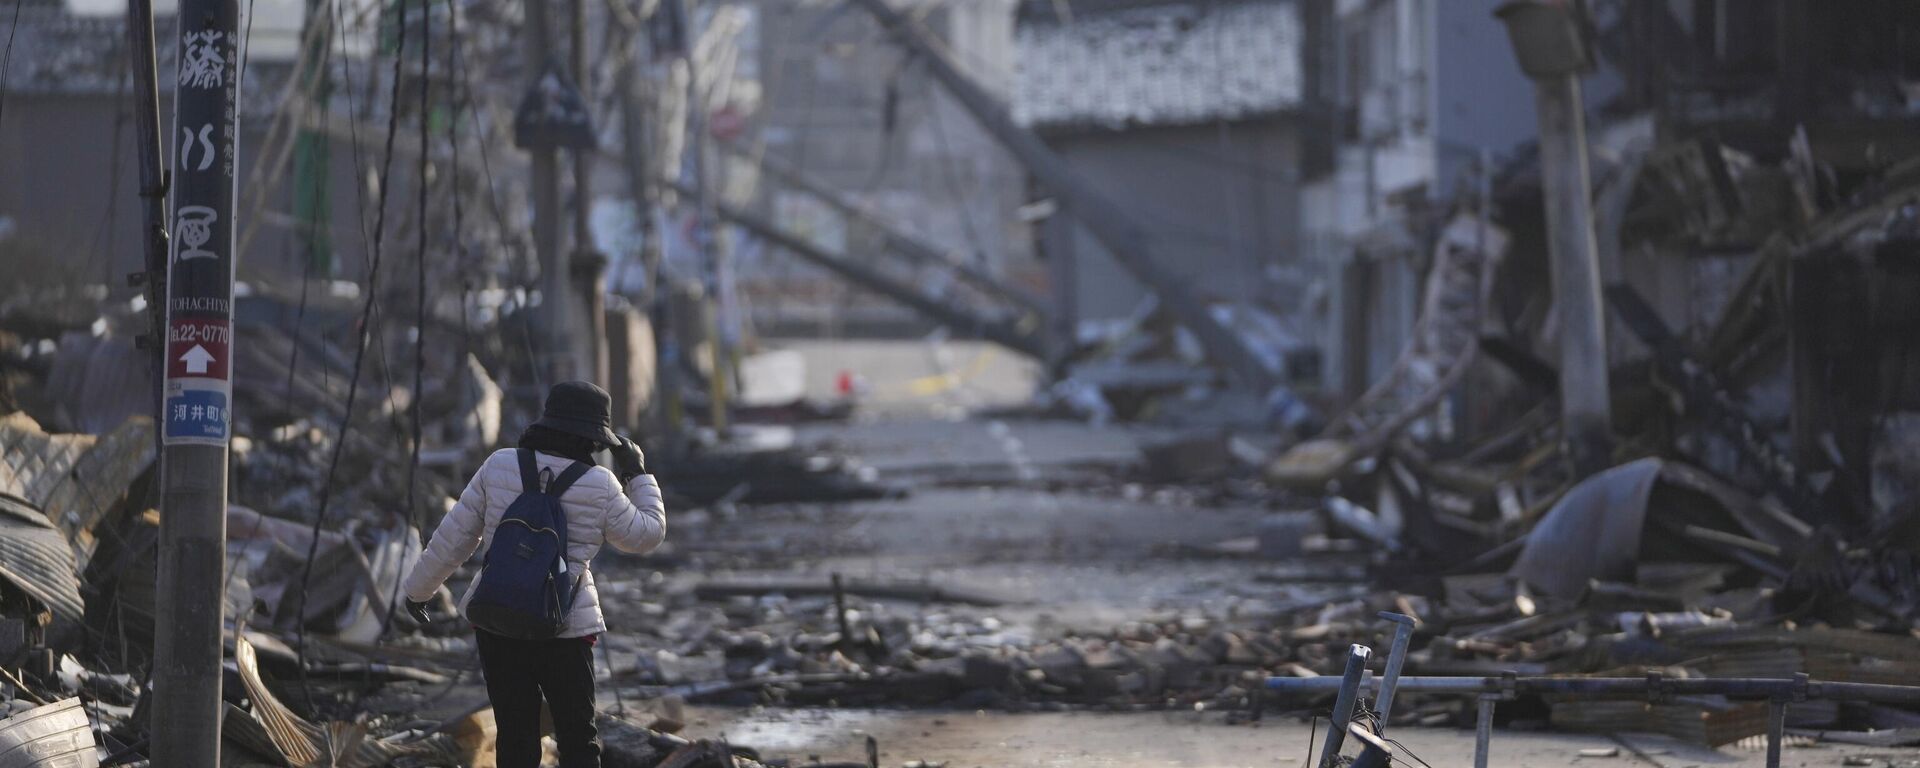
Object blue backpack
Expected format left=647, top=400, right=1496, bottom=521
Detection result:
left=467, top=449, right=590, bottom=639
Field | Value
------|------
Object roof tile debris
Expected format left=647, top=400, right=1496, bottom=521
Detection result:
left=1013, top=0, right=1303, bottom=132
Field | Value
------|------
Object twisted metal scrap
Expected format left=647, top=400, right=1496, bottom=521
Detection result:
left=232, top=636, right=461, bottom=767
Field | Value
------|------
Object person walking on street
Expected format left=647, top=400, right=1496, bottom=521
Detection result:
left=402, top=381, right=666, bottom=768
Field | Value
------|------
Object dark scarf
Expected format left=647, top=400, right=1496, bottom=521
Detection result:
left=517, top=424, right=600, bottom=465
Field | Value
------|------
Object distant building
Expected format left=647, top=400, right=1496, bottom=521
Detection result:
left=0, top=3, right=373, bottom=287
left=1011, top=0, right=1311, bottom=338
left=1296, top=0, right=1562, bottom=401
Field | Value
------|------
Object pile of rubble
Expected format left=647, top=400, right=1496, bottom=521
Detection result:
left=0, top=281, right=914, bottom=765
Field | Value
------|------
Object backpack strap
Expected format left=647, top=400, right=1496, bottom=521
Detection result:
left=516, top=448, right=541, bottom=495
left=544, top=461, right=593, bottom=498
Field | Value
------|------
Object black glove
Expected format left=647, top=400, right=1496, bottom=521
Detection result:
left=611, top=436, right=647, bottom=483
left=405, top=599, right=432, bottom=625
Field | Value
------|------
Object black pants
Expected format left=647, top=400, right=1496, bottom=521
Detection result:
left=475, top=629, right=601, bottom=768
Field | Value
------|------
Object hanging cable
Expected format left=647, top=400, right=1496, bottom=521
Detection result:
left=377, top=0, right=432, bottom=639
left=407, top=0, right=429, bottom=521
left=86, top=52, right=133, bottom=283
left=294, top=0, right=409, bottom=712
left=0, top=0, right=23, bottom=125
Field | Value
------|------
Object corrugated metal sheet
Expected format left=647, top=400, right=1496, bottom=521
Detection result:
left=1014, top=0, right=1303, bottom=131
left=0, top=413, right=156, bottom=568
left=1509, top=458, right=1664, bottom=599
left=0, top=699, right=97, bottom=768
left=231, top=637, right=463, bottom=767
left=0, top=496, right=84, bottom=623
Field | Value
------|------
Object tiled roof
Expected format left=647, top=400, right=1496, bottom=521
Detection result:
left=1013, top=0, right=1303, bottom=132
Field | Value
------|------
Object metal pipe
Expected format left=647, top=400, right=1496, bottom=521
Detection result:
left=1374, top=611, right=1418, bottom=729
left=1347, top=722, right=1394, bottom=768
left=1265, top=675, right=1920, bottom=704
left=1317, top=644, right=1372, bottom=768
left=1766, top=700, right=1786, bottom=768
left=1474, top=695, right=1496, bottom=768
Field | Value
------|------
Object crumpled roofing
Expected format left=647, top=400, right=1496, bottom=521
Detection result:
left=0, top=495, right=84, bottom=623
left=0, top=413, right=155, bottom=575
left=1013, top=0, right=1303, bottom=132
left=0, top=698, right=96, bottom=768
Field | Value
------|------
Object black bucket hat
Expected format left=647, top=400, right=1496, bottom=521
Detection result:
left=533, top=381, right=620, bottom=447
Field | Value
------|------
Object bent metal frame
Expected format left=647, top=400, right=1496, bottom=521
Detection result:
left=1266, top=612, right=1920, bottom=768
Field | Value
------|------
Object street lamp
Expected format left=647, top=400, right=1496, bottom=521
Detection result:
left=1495, top=0, right=1614, bottom=475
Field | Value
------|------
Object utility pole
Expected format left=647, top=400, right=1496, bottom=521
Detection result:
left=848, top=0, right=1282, bottom=393
left=153, top=0, right=239, bottom=754
left=615, top=53, right=682, bottom=440
left=569, top=0, right=607, bottom=385
left=677, top=0, right=732, bottom=433
left=1497, top=1, right=1613, bottom=474
left=525, top=0, right=571, bottom=383
left=292, top=0, right=333, bottom=276
left=125, top=0, right=167, bottom=446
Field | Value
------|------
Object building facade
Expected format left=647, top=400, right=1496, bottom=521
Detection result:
left=1012, top=0, right=1310, bottom=339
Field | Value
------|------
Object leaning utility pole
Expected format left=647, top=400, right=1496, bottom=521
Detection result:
left=1496, top=1, right=1613, bottom=474
left=848, top=0, right=1282, bottom=393
left=152, top=0, right=240, bottom=754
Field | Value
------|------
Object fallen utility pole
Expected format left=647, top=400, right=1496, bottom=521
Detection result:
left=152, top=0, right=241, bottom=753
left=660, top=179, right=1052, bottom=360
left=721, top=139, right=1053, bottom=321
left=848, top=0, right=1281, bottom=392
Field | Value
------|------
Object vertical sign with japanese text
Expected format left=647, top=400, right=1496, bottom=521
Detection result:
left=162, top=0, right=239, bottom=446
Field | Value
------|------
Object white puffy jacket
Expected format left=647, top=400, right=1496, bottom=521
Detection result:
left=402, top=448, right=666, bottom=637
